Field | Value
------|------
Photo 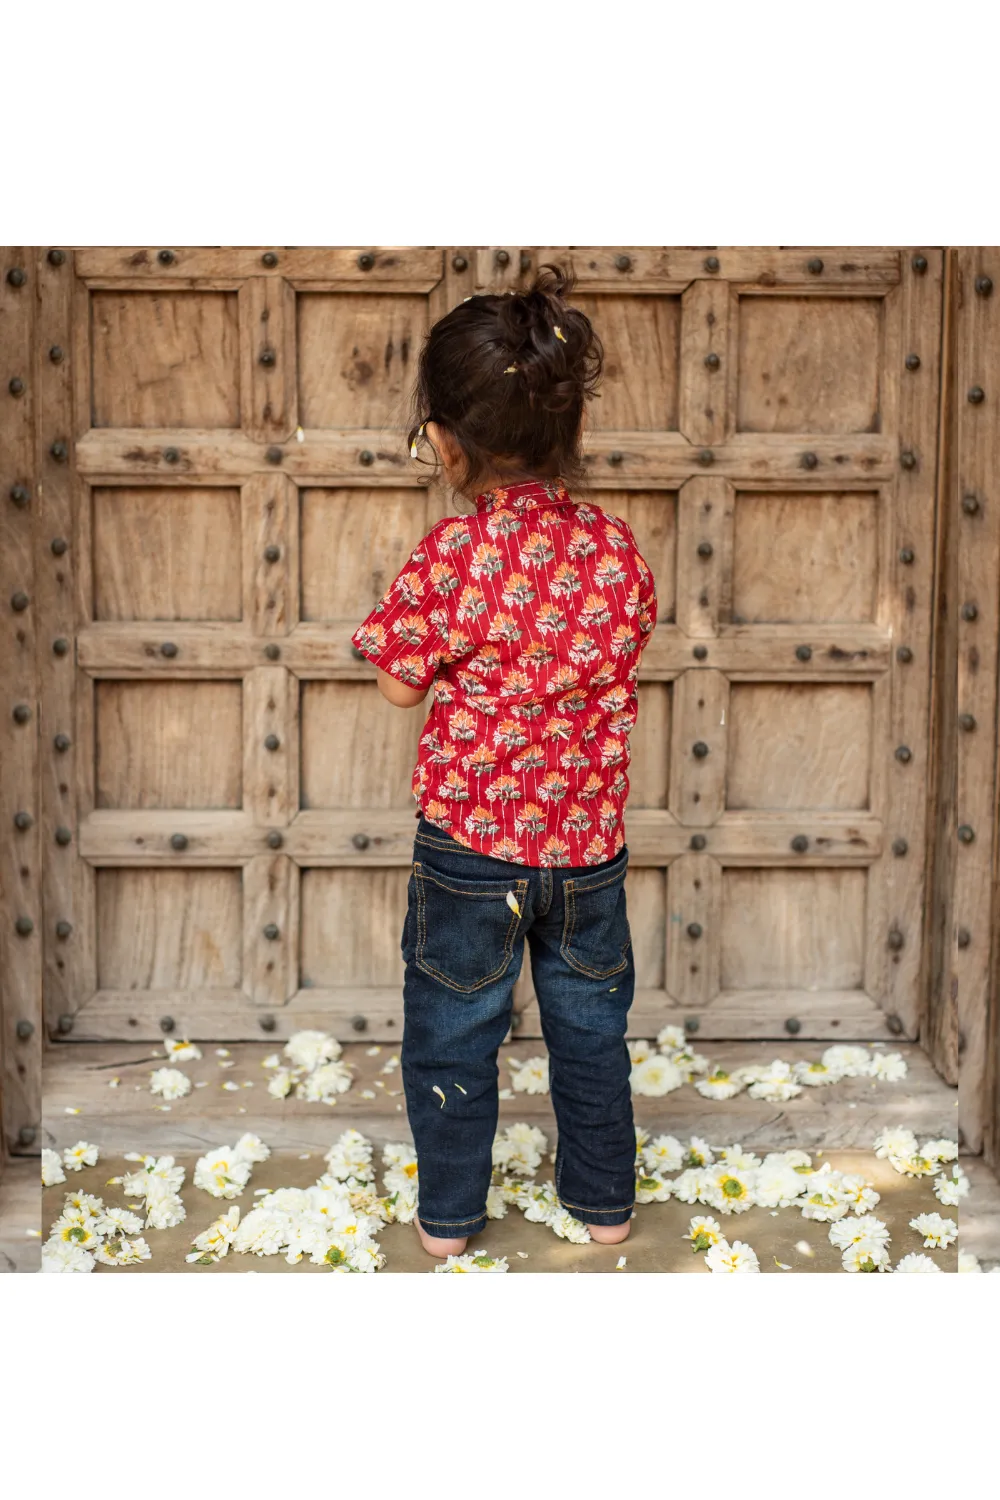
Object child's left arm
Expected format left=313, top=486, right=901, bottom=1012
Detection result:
left=350, top=522, right=471, bottom=710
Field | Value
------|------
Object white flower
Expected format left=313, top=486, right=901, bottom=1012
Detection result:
left=669, top=1168, right=717, bottom=1205
left=641, top=1134, right=685, bottom=1174
left=682, top=1216, right=723, bottom=1252
left=548, top=1208, right=591, bottom=1243
left=868, top=1051, right=907, bottom=1081
left=656, top=1024, right=687, bottom=1050
left=41, top=1149, right=66, bottom=1187
left=62, top=1141, right=99, bottom=1172
left=284, top=1029, right=342, bottom=1071
left=62, top=1190, right=104, bottom=1215
left=887, top=1151, right=941, bottom=1178
left=163, top=1038, right=202, bottom=1061
left=143, top=1180, right=186, bottom=1229
left=186, top=1207, right=241, bottom=1262
left=754, top=1160, right=810, bottom=1209
left=909, top=1212, right=957, bottom=1249
left=382, top=1141, right=418, bottom=1171
left=705, top=1239, right=760, bottom=1273
left=829, top=1214, right=890, bottom=1251
left=267, top=1067, right=296, bottom=1099
left=716, top=1144, right=761, bottom=1169
left=434, top=1253, right=509, bottom=1272
left=297, top=1060, right=353, bottom=1102
left=934, top=1166, right=969, bottom=1206
left=630, top=1054, right=683, bottom=1097
left=486, top=1186, right=508, bottom=1219
left=149, top=1067, right=192, bottom=1101
left=682, top=1137, right=715, bottom=1168
left=707, top=1166, right=756, bottom=1215
left=634, top=1125, right=650, bottom=1158
left=695, top=1069, right=744, bottom=1100
left=838, top=1173, right=881, bottom=1215
left=664, top=1046, right=710, bottom=1080
left=793, top=1059, right=844, bottom=1087
left=42, top=1241, right=95, bottom=1273
left=921, top=1138, right=958, bottom=1163
left=510, top=1056, right=550, bottom=1094
left=96, top=1207, right=144, bottom=1239
left=800, top=1170, right=849, bottom=1222
left=821, top=1044, right=872, bottom=1077
left=492, top=1121, right=546, bottom=1177
left=95, top=1236, right=152, bottom=1266
left=121, top=1154, right=185, bottom=1197
left=194, top=1146, right=253, bottom=1199
left=627, top=1038, right=655, bottom=1064
left=521, top=1182, right=560, bottom=1223
left=895, top=1252, right=942, bottom=1273
left=842, top=1238, right=891, bottom=1272
left=768, top=1149, right=813, bottom=1170
left=233, top=1132, right=270, bottom=1165
left=324, top=1128, right=374, bottom=1183
left=958, top=1250, right=982, bottom=1273
left=635, top=1173, right=672, bottom=1203
left=233, top=1206, right=289, bottom=1257
left=746, top=1060, right=802, bottom=1102
left=873, top=1126, right=918, bottom=1159
left=48, top=1215, right=101, bottom=1252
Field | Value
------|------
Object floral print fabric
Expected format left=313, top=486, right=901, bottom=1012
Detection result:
left=350, top=478, right=657, bottom=866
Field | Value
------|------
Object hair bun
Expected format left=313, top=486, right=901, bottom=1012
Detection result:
left=494, top=263, right=602, bottom=414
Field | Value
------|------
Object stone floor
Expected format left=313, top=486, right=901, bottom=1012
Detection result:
left=0, top=1160, right=40, bottom=1274
left=28, top=1035, right=988, bottom=1273
left=42, top=1148, right=957, bottom=1273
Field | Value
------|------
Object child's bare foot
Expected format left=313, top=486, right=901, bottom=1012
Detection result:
left=415, top=1218, right=468, bottom=1257
left=588, top=1220, right=632, bottom=1245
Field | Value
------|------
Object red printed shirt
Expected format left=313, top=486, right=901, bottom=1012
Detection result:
left=350, top=478, right=658, bottom=867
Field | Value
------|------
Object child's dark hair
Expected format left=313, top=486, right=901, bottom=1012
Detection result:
left=407, top=262, right=603, bottom=495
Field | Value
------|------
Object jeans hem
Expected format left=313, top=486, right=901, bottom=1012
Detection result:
left=557, top=1196, right=635, bottom=1227
left=417, top=1211, right=488, bottom=1238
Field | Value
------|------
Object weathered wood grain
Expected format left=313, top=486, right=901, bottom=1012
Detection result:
left=1, top=245, right=41, bottom=1154
left=675, top=476, right=733, bottom=636
left=74, top=427, right=897, bottom=484
left=39, top=1038, right=952, bottom=1158
left=75, top=246, right=444, bottom=286
left=32, top=248, right=78, bottom=1068
left=238, top=276, right=298, bottom=443
left=946, top=249, right=1000, bottom=1154
left=678, top=279, right=730, bottom=446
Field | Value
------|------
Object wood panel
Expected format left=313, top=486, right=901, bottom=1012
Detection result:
left=732, top=490, right=880, bottom=624
left=93, top=486, right=243, bottom=620
left=96, top=868, right=242, bottom=990
left=95, top=680, right=243, bottom=808
left=734, top=295, right=883, bottom=433
left=297, top=293, right=428, bottom=429
left=91, top=291, right=240, bottom=428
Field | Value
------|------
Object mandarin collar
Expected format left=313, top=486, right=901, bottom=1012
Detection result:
left=473, top=478, right=573, bottom=515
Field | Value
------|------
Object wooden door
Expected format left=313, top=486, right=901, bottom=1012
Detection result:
left=28, top=246, right=943, bottom=1048
left=512, top=247, right=944, bottom=1044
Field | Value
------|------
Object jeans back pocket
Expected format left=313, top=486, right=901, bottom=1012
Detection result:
left=413, top=861, right=528, bottom=993
left=560, top=853, right=631, bottom=979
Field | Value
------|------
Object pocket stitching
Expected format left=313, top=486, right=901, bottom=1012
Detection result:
left=560, top=869, right=631, bottom=979
left=414, top=866, right=528, bottom=994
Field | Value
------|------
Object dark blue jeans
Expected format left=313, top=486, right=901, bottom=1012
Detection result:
left=401, top=815, right=636, bottom=1237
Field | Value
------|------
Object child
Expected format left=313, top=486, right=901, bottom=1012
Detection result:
left=350, top=264, right=657, bottom=1257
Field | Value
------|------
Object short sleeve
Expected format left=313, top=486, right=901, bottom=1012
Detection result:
left=350, top=522, right=474, bottom=690
left=636, top=547, right=657, bottom=640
